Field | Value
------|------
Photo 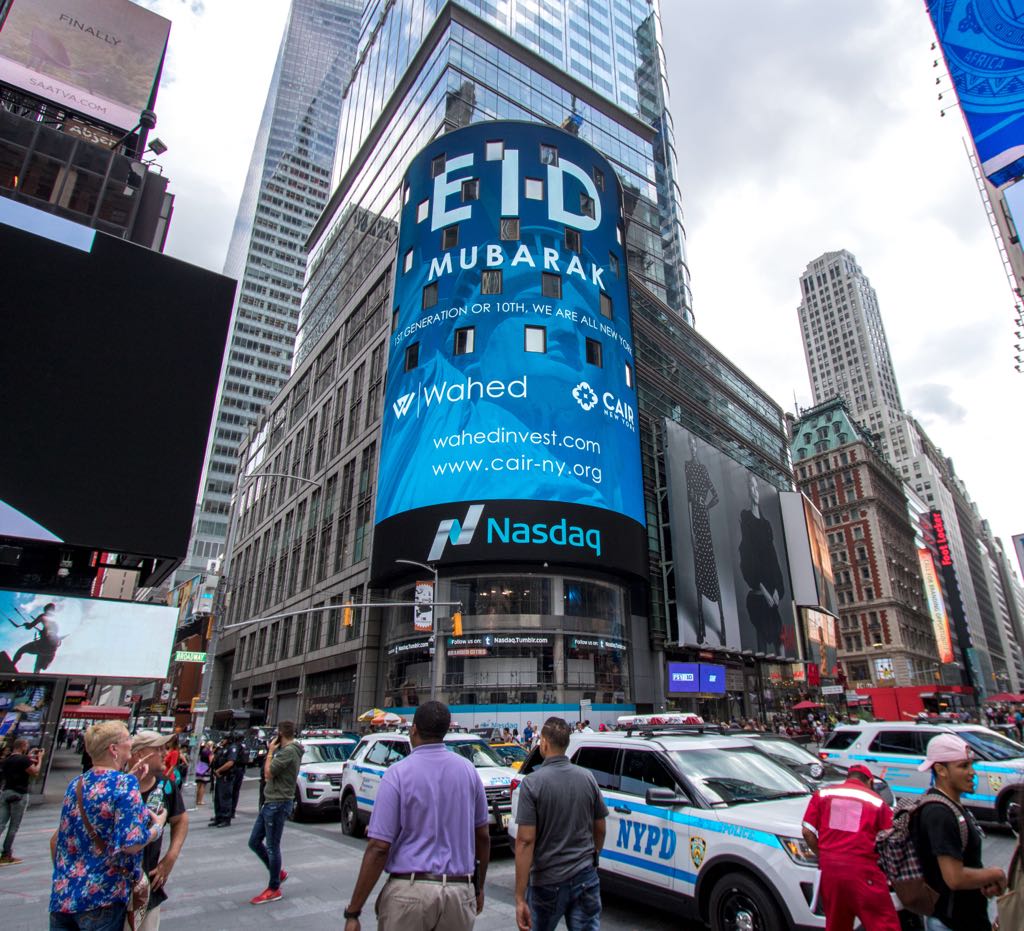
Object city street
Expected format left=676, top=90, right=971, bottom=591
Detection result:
left=1, top=764, right=1017, bottom=931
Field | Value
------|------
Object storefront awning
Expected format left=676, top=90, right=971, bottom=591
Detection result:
left=61, top=704, right=130, bottom=720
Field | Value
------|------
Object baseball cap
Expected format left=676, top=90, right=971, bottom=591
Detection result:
left=132, top=730, right=175, bottom=751
left=847, top=763, right=874, bottom=779
left=917, top=733, right=973, bottom=771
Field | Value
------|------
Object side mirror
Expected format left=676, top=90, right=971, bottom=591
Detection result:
left=645, top=787, right=686, bottom=807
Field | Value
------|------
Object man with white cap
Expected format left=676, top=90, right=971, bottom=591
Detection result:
left=130, top=731, right=190, bottom=930
left=801, top=763, right=899, bottom=930
left=911, top=733, right=1005, bottom=930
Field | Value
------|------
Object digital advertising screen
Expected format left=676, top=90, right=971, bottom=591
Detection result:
left=780, top=491, right=837, bottom=616
left=699, top=663, right=725, bottom=694
left=918, top=548, right=955, bottom=664
left=927, top=0, right=1024, bottom=186
left=0, top=589, right=177, bottom=679
left=663, top=420, right=797, bottom=658
left=372, top=122, right=646, bottom=582
left=0, top=200, right=235, bottom=566
left=803, top=608, right=839, bottom=681
left=666, top=662, right=699, bottom=694
left=0, top=0, right=171, bottom=131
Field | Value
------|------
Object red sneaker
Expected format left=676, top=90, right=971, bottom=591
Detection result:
left=279, top=870, right=288, bottom=884
left=250, top=887, right=283, bottom=905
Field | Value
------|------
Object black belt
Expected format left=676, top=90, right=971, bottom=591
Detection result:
left=389, top=872, right=472, bottom=884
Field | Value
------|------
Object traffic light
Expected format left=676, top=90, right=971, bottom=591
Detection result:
left=452, top=611, right=462, bottom=636
left=343, top=604, right=353, bottom=627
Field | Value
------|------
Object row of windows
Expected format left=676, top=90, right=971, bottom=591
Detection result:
left=420, top=273, right=614, bottom=315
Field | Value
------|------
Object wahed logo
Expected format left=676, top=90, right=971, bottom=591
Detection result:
left=393, top=392, right=416, bottom=419
left=427, top=504, right=485, bottom=561
left=572, top=382, right=598, bottom=411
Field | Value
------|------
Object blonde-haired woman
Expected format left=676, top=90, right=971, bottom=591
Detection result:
left=49, top=721, right=166, bottom=930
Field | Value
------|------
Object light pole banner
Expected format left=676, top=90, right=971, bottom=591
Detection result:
left=413, top=581, right=433, bottom=633
left=918, top=548, right=954, bottom=664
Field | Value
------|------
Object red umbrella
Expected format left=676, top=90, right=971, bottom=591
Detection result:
left=791, top=700, right=824, bottom=710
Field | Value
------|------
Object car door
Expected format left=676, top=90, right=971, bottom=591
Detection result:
left=859, top=729, right=928, bottom=798
left=607, top=747, right=691, bottom=897
left=353, top=738, right=396, bottom=816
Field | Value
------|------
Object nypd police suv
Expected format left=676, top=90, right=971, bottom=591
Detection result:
left=338, top=730, right=516, bottom=842
left=510, top=719, right=826, bottom=930
left=820, top=719, right=1024, bottom=824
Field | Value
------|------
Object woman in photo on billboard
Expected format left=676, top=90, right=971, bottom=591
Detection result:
left=738, top=474, right=786, bottom=654
left=685, top=434, right=726, bottom=644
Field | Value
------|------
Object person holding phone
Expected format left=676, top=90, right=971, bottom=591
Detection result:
left=130, top=731, right=189, bottom=930
left=0, top=738, right=43, bottom=865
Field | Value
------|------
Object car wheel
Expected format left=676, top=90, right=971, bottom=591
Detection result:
left=341, top=793, right=365, bottom=837
left=709, top=871, right=785, bottom=931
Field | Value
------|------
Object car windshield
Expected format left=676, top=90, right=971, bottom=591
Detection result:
left=960, top=729, right=1024, bottom=762
left=493, top=744, right=527, bottom=764
left=303, top=742, right=355, bottom=764
left=670, top=747, right=811, bottom=806
left=446, top=740, right=506, bottom=768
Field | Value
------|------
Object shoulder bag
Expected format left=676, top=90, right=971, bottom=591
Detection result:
left=997, top=842, right=1023, bottom=931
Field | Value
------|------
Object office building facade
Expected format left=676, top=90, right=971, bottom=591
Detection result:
left=179, top=0, right=361, bottom=580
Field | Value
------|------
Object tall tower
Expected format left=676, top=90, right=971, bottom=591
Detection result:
left=179, top=0, right=361, bottom=580
left=797, top=250, right=903, bottom=457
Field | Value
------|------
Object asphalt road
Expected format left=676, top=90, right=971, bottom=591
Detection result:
left=1, top=774, right=1017, bottom=930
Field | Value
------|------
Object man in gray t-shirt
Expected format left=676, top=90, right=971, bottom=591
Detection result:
left=514, top=717, right=608, bottom=931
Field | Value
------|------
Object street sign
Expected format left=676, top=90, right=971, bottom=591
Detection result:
left=821, top=685, right=844, bottom=695
left=845, top=690, right=860, bottom=700
left=174, top=650, right=207, bottom=663
left=191, top=701, right=208, bottom=714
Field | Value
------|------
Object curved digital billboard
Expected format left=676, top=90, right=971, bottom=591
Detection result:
left=372, top=122, right=646, bottom=582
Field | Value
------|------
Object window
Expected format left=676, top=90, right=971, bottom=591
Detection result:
left=402, top=184, right=410, bottom=205
left=565, top=228, right=581, bottom=252
left=609, top=252, right=619, bottom=277
left=453, top=327, right=475, bottom=355
left=461, top=178, right=479, bottom=201
left=442, top=225, right=459, bottom=249
left=572, top=746, right=620, bottom=789
left=821, top=730, right=861, bottom=750
left=403, top=250, right=413, bottom=273
left=525, top=178, right=543, bottom=200
left=585, top=338, right=603, bottom=367
left=600, top=293, right=613, bottom=319
left=580, top=193, right=595, bottom=218
left=430, top=154, right=446, bottom=178
left=500, top=217, right=520, bottom=240
left=485, top=140, right=503, bottom=161
left=541, top=272, right=561, bottom=298
left=593, top=167, right=605, bottom=191
left=422, top=282, right=438, bottom=309
left=624, top=362, right=633, bottom=388
left=404, top=342, right=419, bottom=371
left=868, top=731, right=926, bottom=755
left=525, top=325, right=546, bottom=353
left=619, top=750, right=678, bottom=797
left=416, top=200, right=429, bottom=223
left=481, top=270, right=502, bottom=294
left=540, top=143, right=558, bottom=165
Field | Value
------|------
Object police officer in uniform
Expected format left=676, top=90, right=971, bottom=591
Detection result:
left=210, top=737, right=239, bottom=827
left=229, top=732, right=248, bottom=820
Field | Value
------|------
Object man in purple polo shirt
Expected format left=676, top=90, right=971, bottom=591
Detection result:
left=343, top=701, right=490, bottom=931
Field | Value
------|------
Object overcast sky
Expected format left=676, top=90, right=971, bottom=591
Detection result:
left=145, top=1, right=1023, bottom=569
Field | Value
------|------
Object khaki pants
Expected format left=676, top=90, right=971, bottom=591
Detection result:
left=137, top=905, right=161, bottom=930
left=376, top=876, right=477, bottom=931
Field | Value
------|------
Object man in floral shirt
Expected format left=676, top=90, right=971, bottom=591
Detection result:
left=49, top=722, right=166, bottom=931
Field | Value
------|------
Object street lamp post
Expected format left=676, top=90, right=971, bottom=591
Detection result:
left=395, top=558, right=442, bottom=701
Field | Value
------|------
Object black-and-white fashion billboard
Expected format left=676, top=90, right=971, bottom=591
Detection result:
left=663, top=420, right=797, bottom=656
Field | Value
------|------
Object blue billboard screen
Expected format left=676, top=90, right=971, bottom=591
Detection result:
left=667, top=662, right=700, bottom=694
left=699, top=663, right=726, bottom=694
left=372, top=122, right=646, bottom=581
left=927, top=1, right=1024, bottom=186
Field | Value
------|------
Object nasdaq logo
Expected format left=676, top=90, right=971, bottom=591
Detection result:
left=427, top=504, right=485, bottom=561
left=393, top=392, right=415, bottom=419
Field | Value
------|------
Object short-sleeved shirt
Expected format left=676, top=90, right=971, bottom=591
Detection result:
left=50, top=771, right=149, bottom=915
left=911, top=790, right=988, bottom=930
left=2, top=753, right=32, bottom=795
left=367, top=742, right=488, bottom=876
left=265, top=741, right=303, bottom=802
left=801, top=778, right=892, bottom=867
left=140, top=777, right=186, bottom=910
left=515, top=754, right=609, bottom=886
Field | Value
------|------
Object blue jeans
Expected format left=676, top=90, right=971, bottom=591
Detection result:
left=49, top=902, right=127, bottom=931
left=248, top=800, right=292, bottom=890
left=0, top=789, right=29, bottom=856
left=527, top=865, right=601, bottom=931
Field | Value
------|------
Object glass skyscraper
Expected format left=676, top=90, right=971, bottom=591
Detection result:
left=295, top=0, right=691, bottom=364
left=180, top=0, right=361, bottom=579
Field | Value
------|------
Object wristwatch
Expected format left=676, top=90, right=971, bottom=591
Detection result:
left=343, top=907, right=361, bottom=920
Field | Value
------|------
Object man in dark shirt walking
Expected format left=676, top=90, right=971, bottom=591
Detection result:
left=0, top=738, right=43, bottom=864
left=514, top=716, right=608, bottom=931
left=912, top=733, right=1006, bottom=931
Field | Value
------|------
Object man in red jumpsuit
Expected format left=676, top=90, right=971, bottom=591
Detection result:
left=801, top=764, right=899, bottom=931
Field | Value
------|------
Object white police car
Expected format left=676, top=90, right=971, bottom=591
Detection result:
left=291, top=737, right=359, bottom=821
left=510, top=721, right=825, bottom=930
left=819, top=720, right=1024, bottom=824
left=339, top=731, right=516, bottom=843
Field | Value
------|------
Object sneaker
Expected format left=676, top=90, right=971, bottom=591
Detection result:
left=0, top=856, right=22, bottom=865
left=279, top=870, right=288, bottom=884
left=250, top=888, right=282, bottom=905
